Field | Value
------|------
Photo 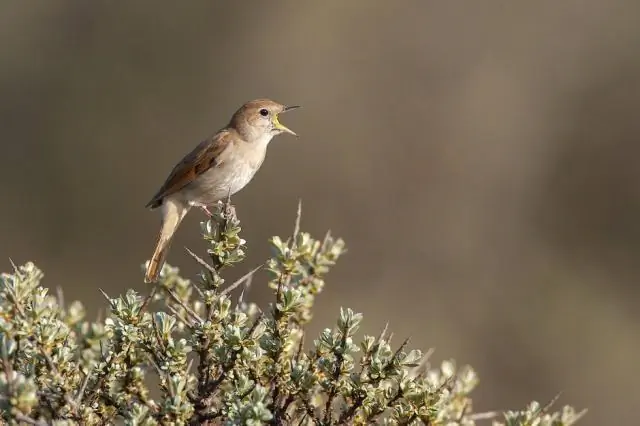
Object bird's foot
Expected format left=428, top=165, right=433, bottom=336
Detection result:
left=215, top=200, right=236, bottom=220
left=224, top=203, right=237, bottom=220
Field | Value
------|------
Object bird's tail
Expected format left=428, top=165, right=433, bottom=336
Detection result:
left=144, top=200, right=188, bottom=283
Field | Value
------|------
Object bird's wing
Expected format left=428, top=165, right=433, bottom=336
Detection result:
left=146, top=130, right=234, bottom=208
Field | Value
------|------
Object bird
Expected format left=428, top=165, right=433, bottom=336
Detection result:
left=143, top=98, right=300, bottom=283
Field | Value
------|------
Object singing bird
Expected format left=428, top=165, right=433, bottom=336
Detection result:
left=144, top=99, right=300, bottom=283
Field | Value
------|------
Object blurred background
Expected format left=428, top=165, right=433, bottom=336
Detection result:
left=1, top=1, right=639, bottom=424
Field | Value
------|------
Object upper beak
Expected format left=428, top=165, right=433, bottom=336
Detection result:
left=274, top=105, right=301, bottom=136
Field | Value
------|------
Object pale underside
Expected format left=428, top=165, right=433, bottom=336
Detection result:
left=166, top=132, right=272, bottom=208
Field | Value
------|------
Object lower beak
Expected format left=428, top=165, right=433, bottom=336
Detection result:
left=274, top=105, right=300, bottom=136
left=275, top=122, right=297, bottom=136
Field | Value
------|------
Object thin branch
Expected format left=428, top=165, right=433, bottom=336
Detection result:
left=300, top=395, right=321, bottom=425
left=539, top=392, right=563, bottom=416
left=323, top=331, right=349, bottom=424
left=192, top=314, right=264, bottom=424
left=86, top=342, right=116, bottom=406
left=295, top=413, right=308, bottom=426
left=164, top=287, right=203, bottom=324
left=209, top=313, right=264, bottom=391
left=145, top=353, right=163, bottom=377
left=13, top=413, right=49, bottom=426
left=139, top=285, right=158, bottom=316
left=38, top=346, right=59, bottom=377
left=292, top=199, right=303, bottom=248
left=467, top=411, right=500, bottom=420
left=413, top=347, right=435, bottom=378
left=74, top=369, right=93, bottom=407
left=166, top=305, right=194, bottom=329
left=221, top=264, right=262, bottom=296
left=377, top=322, right=389, bottom=345
left=456, top=401, right=469, bottom=422
left=185, top=246, right=217, bottom=276
left=56, top=286, right=65, bottom=311
left=398, top=413, right=418, bottom=426
left=391, top=337, right=411, bottom=364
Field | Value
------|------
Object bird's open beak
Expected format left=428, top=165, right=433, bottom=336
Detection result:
left=274, top=105, right=300, bottom=136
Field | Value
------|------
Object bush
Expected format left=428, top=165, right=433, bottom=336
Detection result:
left=0, top=202, right=585, bottom=425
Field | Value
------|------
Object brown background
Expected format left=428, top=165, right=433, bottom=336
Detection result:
left=1, top=1, right=639, bottom=424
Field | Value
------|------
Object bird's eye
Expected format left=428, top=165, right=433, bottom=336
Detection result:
left=259, top=108, right=269, bottom=117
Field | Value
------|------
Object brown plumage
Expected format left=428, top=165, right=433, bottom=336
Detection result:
left=144, top=99, right=299, bottom=283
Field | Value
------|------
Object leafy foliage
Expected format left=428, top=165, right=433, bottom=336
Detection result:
left=0, top=201, right=585, bottom=425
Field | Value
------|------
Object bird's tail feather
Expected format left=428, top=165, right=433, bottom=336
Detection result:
left=144, top=200, right=188, bottom=283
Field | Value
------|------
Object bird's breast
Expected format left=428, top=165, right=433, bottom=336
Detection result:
left=184, top=147, right=266, bottom=205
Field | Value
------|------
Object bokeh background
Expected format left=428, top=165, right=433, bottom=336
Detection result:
left=1, top=1, right=639, bottom=424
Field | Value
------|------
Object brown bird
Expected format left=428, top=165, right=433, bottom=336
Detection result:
left=144, top=99, right=300, bottom=283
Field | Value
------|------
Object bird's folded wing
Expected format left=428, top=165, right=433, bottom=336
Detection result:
left=145, top=130, right=233, bottom=208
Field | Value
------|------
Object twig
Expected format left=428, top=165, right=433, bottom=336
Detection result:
left=398, top=413, right=418, bottom=425
left=539, top=392, right=562, bottom=416
left=467, top=411, right=500, bottom=420
left=300, top=396, right=321, bottom=425
left=456, top=401, right=469, bottom=422
left=339, top=336, right=411, bottom=424
left=192, top=314, right=264, bottom=423
left=86, top=342, right=115, bottom=406
left=323, top=331, right=349, bottom=423
left=74, top=369, right=93, bottom=407
left=209, top=313, right=264, bottom=391
left=413, top=347, right=435, bottom=377
left=56, top=286, right=64, bottom=311
left=139, top=285, right=158, bottom=316
left=145, top=353, right=163, bottom=377
left=272, top=333, right=306, bottom=423
left=164, top=287, right=203, bottom=324
left=13, top=413, right=49, bottom=426
left=220, top=264, right=262, bottom=296
left=185, top=247, right=217, bottom=276
left=166, top=305, right=194, bottom=329
left=291, top=199, right=302, bottom=248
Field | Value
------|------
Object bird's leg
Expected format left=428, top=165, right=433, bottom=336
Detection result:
left=200, top=205, right=214, bottom=217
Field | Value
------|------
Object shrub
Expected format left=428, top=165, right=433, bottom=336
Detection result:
left=0, top=202, right=585, bottom=425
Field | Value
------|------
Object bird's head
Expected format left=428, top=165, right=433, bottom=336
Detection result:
left=230, top=99, right=300, bottom=142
